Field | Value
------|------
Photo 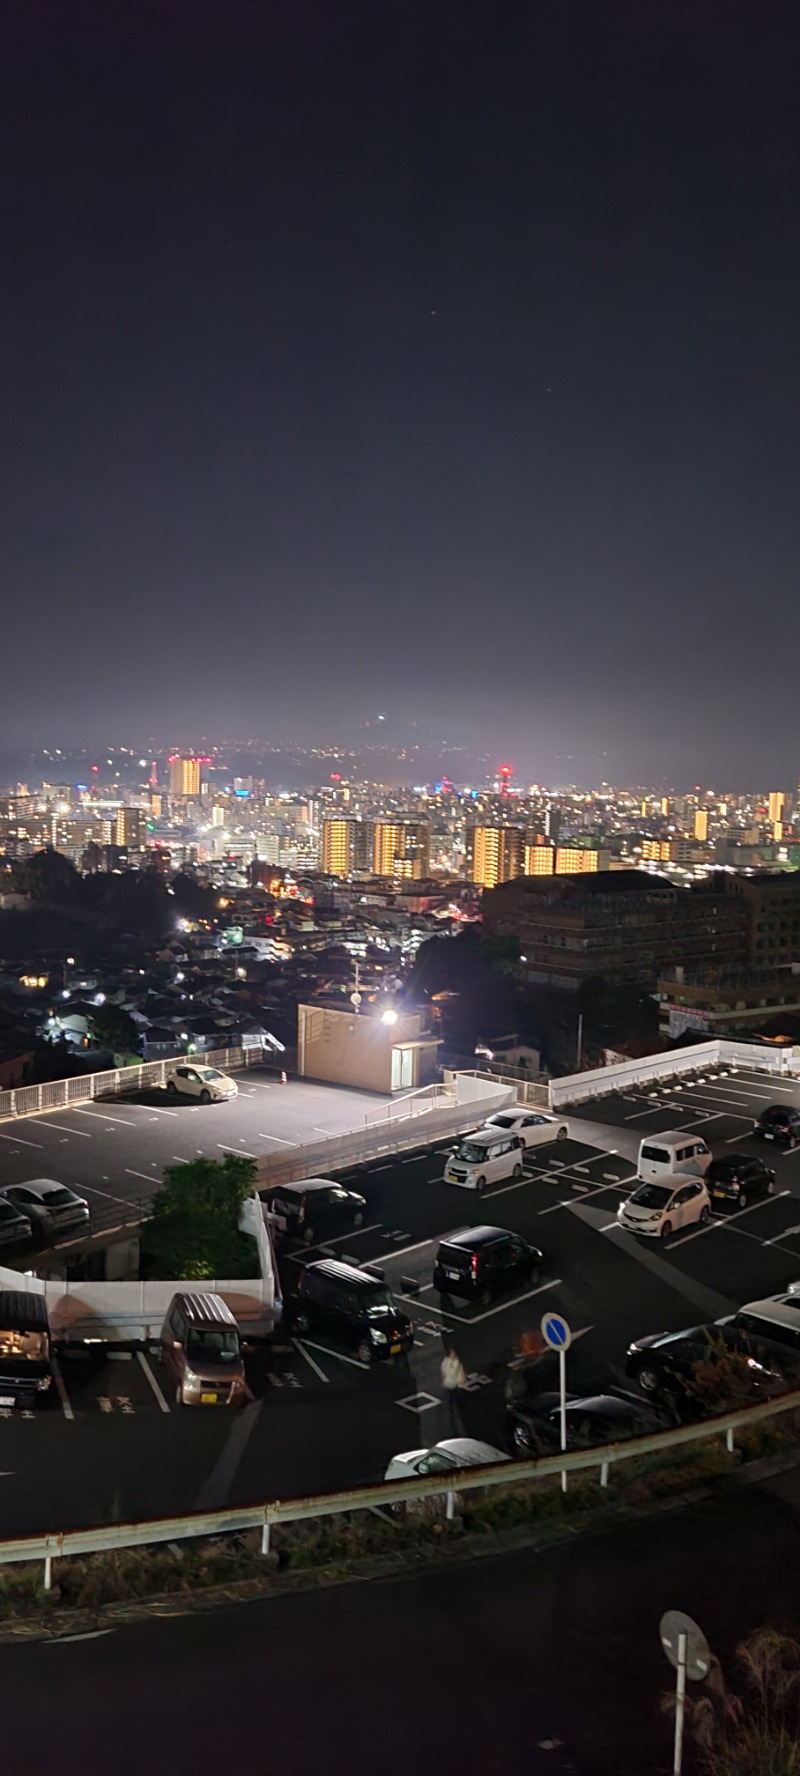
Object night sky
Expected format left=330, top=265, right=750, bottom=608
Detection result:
left=2, top=1, right=798, bottom=785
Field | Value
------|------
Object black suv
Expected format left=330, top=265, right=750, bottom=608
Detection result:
left=260, top=1178, right=366, bottom=1247
left=294, top=1259, right=414, bottom=1365
left=705, top=1154, right=775, bottom=1211
left=508, top=1388, right=665, bottom=1456
left=433, top=1225, right=543, bottom=1305
left=755, top=1105, right=800, bottom=1148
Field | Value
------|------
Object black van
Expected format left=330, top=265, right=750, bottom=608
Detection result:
left=294, top=1259, right=414, bottom=1365
left=433, top=1225, right=543, bottom=1304
left=0, top=1291, right=53, bottom=1409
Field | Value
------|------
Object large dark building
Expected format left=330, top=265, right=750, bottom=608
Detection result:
left=481, top=869, right=773, bottom=990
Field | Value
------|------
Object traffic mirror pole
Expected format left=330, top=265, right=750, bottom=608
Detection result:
left=559, top=1346, right=567, bottom=1493
left=673, top=1631, right=687, bottom=1776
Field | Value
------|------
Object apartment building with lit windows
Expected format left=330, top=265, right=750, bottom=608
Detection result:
left=372, top=821, right=430, bottom=880
left=468, top=825, right=523, bottom=888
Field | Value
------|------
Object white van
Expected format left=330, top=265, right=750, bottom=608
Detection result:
left=444, top=1128, right=524, bottom=1192
left=637, top=1131, right=712, bottom=1183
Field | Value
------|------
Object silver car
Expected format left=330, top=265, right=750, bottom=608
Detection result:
left=0, top=1180, right=90, bottom=1244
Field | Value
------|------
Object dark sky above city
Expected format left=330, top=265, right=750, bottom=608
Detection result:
left=2, top=1, right=798, bottom=786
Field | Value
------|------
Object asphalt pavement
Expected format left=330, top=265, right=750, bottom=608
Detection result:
left=4, top=1468, right=800, bottom=1776
left=3, top=1060, right=800, bottom=1540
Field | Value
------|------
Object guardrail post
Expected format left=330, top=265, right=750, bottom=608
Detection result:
left=726, top=1427, right=734, bottom=1454
left=261, top=1521, right=271, bottom=1555
left=600, top=1460, right=609, bottom=1488
left=445, top=1490, right=456, bottom=1521
left=43, top=1555, right=53, bottom=1591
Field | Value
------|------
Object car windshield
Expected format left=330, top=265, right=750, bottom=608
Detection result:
left=709, top=1163, right=736, bottom=1181
left=41, top=1188, right=80, bottom=1207
left=185, top=1329, right=240, bottom=1363
left=630, top=1183, right=672, bottom=1210
left=454, top=1141, right=489, bottom=1164
left=0, top=1203, right=22, bottom=1222
left=365, top=1288, right=395, bottom=1319
left=325, top=1188, right=350, bottom=1202
left=199, top=1069, right=223, bottom=1081
left=491, top=1117, right=514, bottom=1129
left=0, top=1329, right=48, bottom=1361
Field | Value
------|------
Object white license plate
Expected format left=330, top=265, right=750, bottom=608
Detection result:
left=0, top=1396, right=15, bottom=1407
left=764, top=1132, right=774, bottom=1140
left=444, top=1269, right=460, bottom=1281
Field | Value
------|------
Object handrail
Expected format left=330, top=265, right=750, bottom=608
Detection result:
left=5, top=1386, right=800, bottom=1585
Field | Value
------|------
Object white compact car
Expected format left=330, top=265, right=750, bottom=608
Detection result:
left=165, top=1064, right=239, bottom=1103
left=485, top=1109, right=569, bottom=1149
left=385, top=1438, right=509, bottom=1481
left=617, top=1176, right=711, bottom=1240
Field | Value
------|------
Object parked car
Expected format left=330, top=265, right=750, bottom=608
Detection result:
left=260, top=1178, right=366, bottom=1246
left=637, top=1133, right=712, bottom=1183
left=433, top=1225, right=543, bottom=1305
left=294, top=1258, right=414, bottom=1365
left=443, top=1128, right=524, bottom=1191
left=626, top=1321, right=785, bottom=1407
left=0, top=1291, right=53, bottom=1410
left=0, top=1181, right=90, bottom=1244
left=484, top=1110, right=569, bottom=1149
left=728, top=1294, right=800, bottom=1363
left=705, top=1154, right=775, bottom=1211
left=0, top=1199, right=34, bottom=1250
left=754, top=1105, right=800, bottom=1148
left=385, top=1438, right=509, bottom=1481
left=165, top=1064, right=238, bottom=1103
left=616, top=1176, right=711, bottom=1239
left=161, top=1291, right=248, bottom=1407
left=507, top=1388, right=666, bottom=1456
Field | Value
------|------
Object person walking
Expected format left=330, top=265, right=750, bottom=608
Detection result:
left=441, top=1344, right=467, bottom=1435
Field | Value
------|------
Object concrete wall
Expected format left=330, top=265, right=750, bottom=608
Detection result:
left=298, top=1004, right=424, bottom=1092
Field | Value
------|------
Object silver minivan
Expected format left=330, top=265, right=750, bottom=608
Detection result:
left=637, top=1132, right=712, bottom=1183
left=444, top=1129, right=524, bottom=1192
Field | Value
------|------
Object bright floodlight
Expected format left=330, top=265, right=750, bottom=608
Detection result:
left=381, top=1008, right=398, bottom=1026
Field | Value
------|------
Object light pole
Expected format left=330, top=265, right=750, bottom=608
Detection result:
left=576, top=1012, right=583, bottom=1070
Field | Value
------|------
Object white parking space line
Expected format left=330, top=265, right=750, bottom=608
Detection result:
left=138, top=1104, right=180, bottom=1117
left=125, top=1168, right=160, bottom=1184
left=217, top=1144, right=257, bottom=1159
left=72, top=1108, right=138, bottom=1127
left=296, top=1338, right=369, bottom=1371
left=28, top=1120, right=93, bottom=1138
left=0, top=1129, right=42, bottom=1148
left=171, top=1155, right=189, bottom=1164
left=292, top=1222, right=385, bottom=1258
left=257, top=1134, right=295, bottom=1145
left=539, top=1179, right=630, bottom=1215
left=247, top=1081, right=273, bottom=1091
left=426, top=1277, right=561, bottom=1326
left=292, top=1339, right=330, bottom=1383
left=51, top=1357, right=74, bottom=1420
left=137, top=1352, right=171, bottom=1412
left=83, top=1183, right=133, bottom=1206
left=372, top=1236, right=436, bottom=1262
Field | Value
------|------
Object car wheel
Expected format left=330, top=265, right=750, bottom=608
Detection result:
left=175, top=1386, right=184, bottom=1408
left=738, top=1190, right=748, bottom=1210
left=476, top=1175, right=487, bottom=1192
left=295, top=1312, right=310, bottom=1335
left=480, top=1286, right=493, bottom=1308
left=767, top=1175, right=775, bottom=1195
left=200, top=1089, right=211, bottom=1104
left=302, top=1225, right=316, bottom=1246
left=660, top=1220, right=672, bottom=1240
left=353, top=1209, right=364, bottom=1227
left=512, top=1163, right=523, bottom=1182
left=356, top=1339, right=372, bottom=1366
left=556, top=1126, right=568, bottom=1141
left=638, top=1367, right=659, bottom=1393
left=700, top=1205, right=710, bottom=1225
left=166, top=1080, right=177, bottom=1095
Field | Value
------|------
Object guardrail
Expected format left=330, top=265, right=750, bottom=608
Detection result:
left=549, top=1037, right=796, bottom=1109
left=0, top=1044, right=266, bottom=1125
left=254, top=1081, right=516, bottom=1187
left=9, top=1385, right=800, bottom=1593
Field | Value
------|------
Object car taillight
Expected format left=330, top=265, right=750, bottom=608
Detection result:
left=471, top=1254, right=479, bottom=1276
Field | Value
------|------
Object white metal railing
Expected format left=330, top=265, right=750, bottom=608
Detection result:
left=445, top=1068, right=550, bottom=1109
left=549, top=1038, right=795, bottom=1109
left=0, top=1045, right=265, bottom=1125
left=364, top=1082, right=453, bottom=1124
left=8, top=1385, right=800, bottom=1593
left=254, top=1082, right=515, bottom=1187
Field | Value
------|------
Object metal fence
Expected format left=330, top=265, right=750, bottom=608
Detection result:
left=253, top=1080, right=515, bottom=1188
left=8, top=1384, right=800, bottom=1592
left=549, top=1037, right=796, bottom=1109
left=444, top=1067, right=550, bottom=1108
left=0, top=1045, right=265, bottom=1125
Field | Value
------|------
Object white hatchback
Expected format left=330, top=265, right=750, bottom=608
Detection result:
left=165, top=1064, right=239, bottom=1103
left=485, top=1109, right=569, bottom=1149
left=385, top=1438, right=509, bottom=1482
left=617, top=1176, right=711, bottom=1240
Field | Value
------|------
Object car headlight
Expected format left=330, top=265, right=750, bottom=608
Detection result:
left=182, top=1367, right=200, bottom=1385
left=370, top=1328, right=387, bottom=1345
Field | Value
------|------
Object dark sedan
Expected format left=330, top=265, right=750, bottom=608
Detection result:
left=507, top=1388, right=667, bottom=1456
left=626, top=1320, right=787, bottom=1410
left=754, top=1104, right=800, bottom=1148
left=706, top=1154, right=775, bottom=1211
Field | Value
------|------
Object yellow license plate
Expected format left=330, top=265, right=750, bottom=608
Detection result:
left=390, top=1343, right=401, bottom=1354
left=200, top=1392, right=218, bottom=1404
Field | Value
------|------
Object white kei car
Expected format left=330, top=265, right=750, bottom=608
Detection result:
left=617, top=1176, right=711, bottom=1241
left=385, top=1438, right=509, bottom=1482
left=165, top=1063, right=239, bottom=1103
left=484, top=1109, right=569, bottom=1149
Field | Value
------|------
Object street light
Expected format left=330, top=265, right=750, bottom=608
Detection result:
left=381, top=1008, right=398, bottom=1026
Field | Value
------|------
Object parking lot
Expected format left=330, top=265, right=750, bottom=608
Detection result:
left=3, top=1060, right=800, bottom=1541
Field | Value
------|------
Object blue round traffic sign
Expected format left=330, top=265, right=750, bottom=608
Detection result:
left=541, top=1311, right=572, bottom=1351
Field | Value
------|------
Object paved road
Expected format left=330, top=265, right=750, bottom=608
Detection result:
left=4, top=1469, right=800, bottom=1776
left=3, top=1060, right=800, bottom=1539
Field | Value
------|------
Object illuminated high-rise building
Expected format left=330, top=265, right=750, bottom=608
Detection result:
left=322, top=818, right=353, bottom=877
left=469, top=826, right=523, bottom=888
left=694, top=809, right=708, bottom=842
left=524, top=843, right=555, bottom=876
left=115, top=807, right=145, bottom=848
left=372, top=821, right=430, bottom=880
left=169, top=755, right=201, bottom=797
left=768, top=791, right=785, bottom=824
left=555, top=847, right=600, bottom=875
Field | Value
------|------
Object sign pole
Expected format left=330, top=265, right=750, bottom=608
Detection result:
left=673, top=1631, right=687, bottom=1776
left=559, top=1346, right=567, bottom=1492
